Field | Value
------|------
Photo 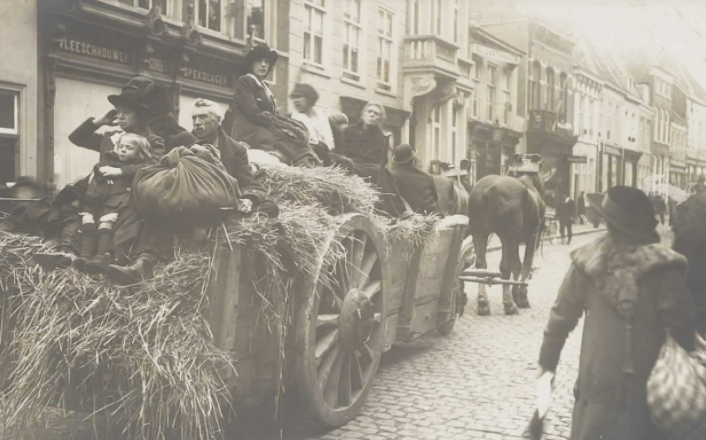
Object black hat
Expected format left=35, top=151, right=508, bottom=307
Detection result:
left=589, top=186, right=659, bottom=242
left=107, top=87, right=152, bottom=115
left=114, top=76, right=173, bottom=116
left=243, top=44, right=278, bottom=76
left=290, top=83, right=318, bottom=105
left=392, top=143, right=416, bottom=164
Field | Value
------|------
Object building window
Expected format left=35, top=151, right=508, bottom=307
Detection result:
left=606, top=102, right=613, bottom=140
left=530, top=61, right=541, bottom=111
left=450, top=104, right=459, bottom=163
left=110, top=0, right=172, bottom=16
left=246, top=0, right=269, bottom=42
left=487, top=65, right=496, bottom=122
left=196, top=0, right=222, bottom=32
left=559, top=73, right=568, bottom=122
left=502, top=70, right=511, bottom=124
left=304, top=0, right=326, bottom=66
left=431, top=104, right=442, bottom=161
left=588, top=99, right=594, bottom=135
left=470, top=61, right=480, bottom=119
left=343, top=0, right=362, bottom=81
left=453, top=0, right=460, bottom=43
left=546, top=68, right=554, bottom=111
left=377, top=8, right=394, bottom=91
left=409, top=0, right=420, bottom=35
left=578, top=96, right=584, bottom=135
left=0, top=89, right=19, bottom=184
left=431, top=0, right=441, bottom=35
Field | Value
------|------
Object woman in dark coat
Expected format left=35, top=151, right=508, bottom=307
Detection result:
left=223, top=44, right=319, bottom=167
left=537, top=186, right=695, bottom=440
left=339, top=102, right=409, bottom=217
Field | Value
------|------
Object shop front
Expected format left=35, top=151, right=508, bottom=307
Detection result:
left=468, top=120, right=522, bottom=179
left=39, top=2, right=288, bottom=189
left=526, top=109, right=578, bottom=199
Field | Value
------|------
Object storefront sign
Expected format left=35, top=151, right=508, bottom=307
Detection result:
left=568, top=155, right=587, bottom=163
left=471, top=44, right=520, bottom=65
left=179, top=66, right=230, bottom=87
left=57, top=37, right=131, bottom=65
left=146, top=57, right=169, bottom=74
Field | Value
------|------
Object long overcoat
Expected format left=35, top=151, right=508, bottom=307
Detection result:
left=539, top=233, right=695, bottom=440
left=390, top=163, right=441, bottom=215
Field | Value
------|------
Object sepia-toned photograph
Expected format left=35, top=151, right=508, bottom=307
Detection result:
left=1, top=0, right=706, bottom=439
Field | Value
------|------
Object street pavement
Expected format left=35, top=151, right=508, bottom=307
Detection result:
left=2, top=224, right=675, bottom=440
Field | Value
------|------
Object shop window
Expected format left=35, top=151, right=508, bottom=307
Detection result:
left=304, top=0, right=326, bottom=66
left=342, top=0, right=362, bottom=82
left=377, top=8, right=394, bottom=91
left=0, top=90, right=18, bottom=183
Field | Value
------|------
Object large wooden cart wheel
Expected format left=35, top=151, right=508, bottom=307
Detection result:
left=294, top=214, right=387, bottom=428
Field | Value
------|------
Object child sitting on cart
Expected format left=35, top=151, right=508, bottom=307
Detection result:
left=34, top=133, right=153, bottom=274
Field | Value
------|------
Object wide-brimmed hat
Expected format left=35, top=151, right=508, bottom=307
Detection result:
left=588, top=186, right=659, bottom=242
left=112, top=76, right=173, bottom=116
left=243, top=44, right=278, bottom=75
left=392, top=143, right=416, bottom=164
left=107, top=87, right=151, bottom=115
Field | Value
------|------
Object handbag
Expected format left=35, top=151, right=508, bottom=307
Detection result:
left=646, top=332, right=706, bottom=440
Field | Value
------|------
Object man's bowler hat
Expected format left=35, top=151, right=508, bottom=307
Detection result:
left=392, top=143, right=416, bottom=164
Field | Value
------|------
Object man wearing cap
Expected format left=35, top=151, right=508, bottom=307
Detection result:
left=535, top=186, right=695, bottom=440
left=289, top=83, right=335, bottom=165
left=389, top=143, right=441, bottom=215
left=190, top=98, right=278, bottom=218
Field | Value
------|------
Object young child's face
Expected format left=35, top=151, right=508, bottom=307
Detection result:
left=115, top=140, right=140, bottom=162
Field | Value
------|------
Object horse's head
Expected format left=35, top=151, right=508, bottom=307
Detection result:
left=508, top=154, right=545, bottom=197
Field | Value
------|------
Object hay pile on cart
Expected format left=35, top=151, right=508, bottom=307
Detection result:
left=0, top=164, right=453, bottom=440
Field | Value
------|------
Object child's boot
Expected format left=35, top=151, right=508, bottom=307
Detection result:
left=84, top=227, right=113, bottom=275
left=73, top=223, right=97, bottom=272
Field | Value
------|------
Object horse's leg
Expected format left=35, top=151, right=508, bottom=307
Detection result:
left=510, top=243, right=522, bottom=306
left=474, top=233, right=491, bottom=316
left=516, top=232, right=537, bottom=309
left=500, top=237, right=519, bottom=315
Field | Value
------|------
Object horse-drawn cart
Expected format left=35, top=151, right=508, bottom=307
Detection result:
left=205, top=213, right=469, bottom=427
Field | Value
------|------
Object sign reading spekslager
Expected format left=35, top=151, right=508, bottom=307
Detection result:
left=57, top=38, right=130, bottom=65
left=179, top=66, right=229, bottom=86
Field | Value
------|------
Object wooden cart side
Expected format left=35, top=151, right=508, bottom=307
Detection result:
left=204, top=243, right=279, bottom=405
left=395, top=215, right=469, bottom=342
left=435, top=215, right=469, bottom=333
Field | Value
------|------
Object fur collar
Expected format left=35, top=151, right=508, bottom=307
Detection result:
left=571, top=233, right=687, bottom=315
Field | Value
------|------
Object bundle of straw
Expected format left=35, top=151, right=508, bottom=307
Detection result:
left=0, top=164, right=443, bottom=440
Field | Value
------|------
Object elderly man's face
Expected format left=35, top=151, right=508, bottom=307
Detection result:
left=192, top=107, right=220, bottom=140
left=362, top=105, right=382, bottom=126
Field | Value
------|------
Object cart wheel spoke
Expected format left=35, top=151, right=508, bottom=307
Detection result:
left=318, top=343, right=340, bottom=384
left=323, top=350, right=345, bottom=407
left=316, top=314, right=339, bottom=328
left=321, top=276, right=343, bottom=310
left=351, top=353, right=364, bottom=391
left=338, top=353, right=352, bottom=407
left=356, top=248, right=378, bottom=289
left=315, top=328, right=339, bottom=368
left=358, top=342, right=375, bottom=366
left=362, top=280, right=382, bottom=300
left=349, top=232, right=367, bottom=287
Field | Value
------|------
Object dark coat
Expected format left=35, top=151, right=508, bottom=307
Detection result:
left=539, top=233, right=695, bottom=440
left=69, top=118, right=165, bottom=175
left=341, top=120, right=387, bottom=166
left=82, top=152, right=143, bottom=211
left=144, top=113, right=198, bottom=152
left=195, top=127, right=267, bottom=205
left=390, top=163, right=441, bottom=215
left=224, top=74, right=316, bottom=165
left=673, top=222, right=706, bottom=336
left=556, top=197, right=575, bottom=222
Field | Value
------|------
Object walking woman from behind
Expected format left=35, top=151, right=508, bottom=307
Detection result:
left=224, top=44, right=320, bottom=167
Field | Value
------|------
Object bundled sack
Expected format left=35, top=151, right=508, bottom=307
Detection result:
left=132, top=145, right=240, bottom=223
left=647, top=332, right=706, bottom=440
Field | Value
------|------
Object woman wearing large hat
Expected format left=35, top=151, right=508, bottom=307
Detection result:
left=535, top=186, right=695, bottom=440
left=222, top=44, right=320, bottom=167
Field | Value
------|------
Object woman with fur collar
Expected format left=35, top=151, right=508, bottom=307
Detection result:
left=537, top=186, right=695, bottom=440
left=223, top=44, right=320, bottom=168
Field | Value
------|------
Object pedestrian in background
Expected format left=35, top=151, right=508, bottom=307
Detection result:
left=652, top=193, right=667, bottom=225
left=577, top=191, right=586, bottom=225
left=556, top=192, right=575, bottom=245
left=389, top=143, right=441, bottom=216
left=536, top=186, right=695, bottom=440
left=289, top=83, right=335, bottom=166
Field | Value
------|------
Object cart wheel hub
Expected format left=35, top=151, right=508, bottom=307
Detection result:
left=339, top=289, right=375, bottom=350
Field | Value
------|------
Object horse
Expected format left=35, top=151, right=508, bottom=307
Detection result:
left=466, top=154, right=546, bottom=316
